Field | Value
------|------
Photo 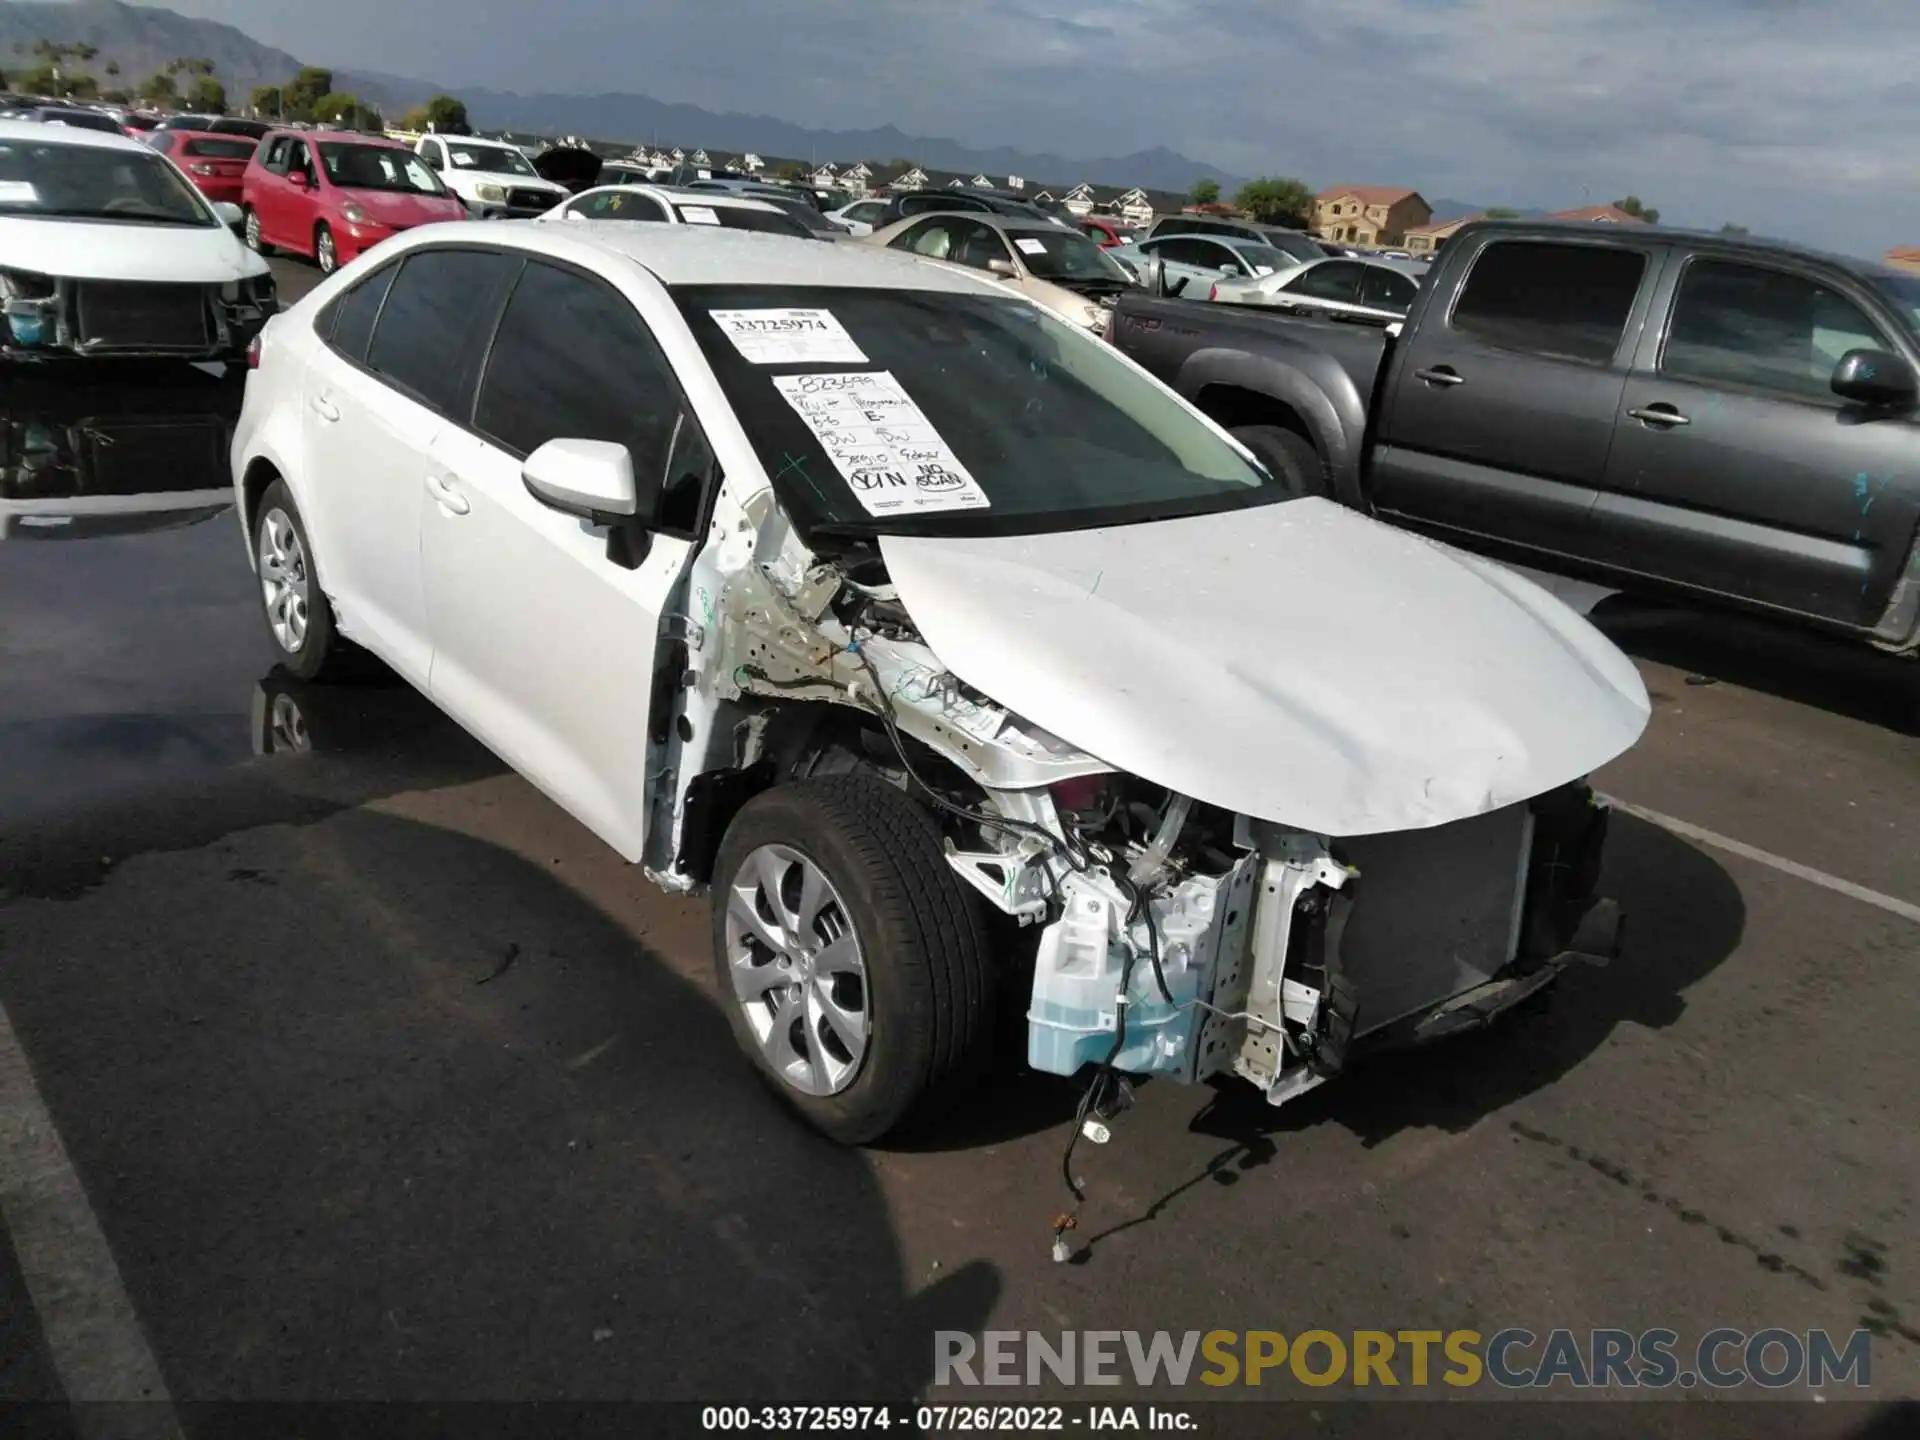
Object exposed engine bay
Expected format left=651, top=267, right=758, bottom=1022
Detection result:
left=641, top=495, right=1625, bottom=1114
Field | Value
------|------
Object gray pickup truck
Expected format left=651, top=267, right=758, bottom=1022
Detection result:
left=1109, top=219, right=1920, bottom=657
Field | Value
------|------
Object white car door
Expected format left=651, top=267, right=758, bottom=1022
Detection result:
left=421, top=257, right=706, bottom=861
left=301, top=245, right=521, bottom=684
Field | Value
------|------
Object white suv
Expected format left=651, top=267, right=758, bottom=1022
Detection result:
left=414, top=134, right=567, bottom=219
left=230, top=223, right=1646, bottom=1143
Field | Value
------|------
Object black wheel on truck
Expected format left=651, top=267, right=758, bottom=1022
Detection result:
left=709, top=774, right=996, bottom=1145
left=1231, top=423, right=1331, bottom=499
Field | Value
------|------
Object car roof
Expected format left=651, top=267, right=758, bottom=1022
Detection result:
left=391, top=219, right=1006, bottom=294
left=271, top=128, right=409, bottom=148
left=890, top=210, right=1067, bottom=238
left=0, top=116, right=148, bottom=153
left=574, top=183, right=790, bottom=213
left=1457, top=217, right=1906, bottom=284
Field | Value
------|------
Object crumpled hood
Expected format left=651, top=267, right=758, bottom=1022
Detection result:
left=880, top=497, right=1649, bottom=836
left=0, top=216, right=267, bottom=283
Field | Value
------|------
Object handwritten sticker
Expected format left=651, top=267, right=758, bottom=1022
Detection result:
left=772, top=371, right=990, bottom=518
left=0, top=181, right=40, bottom=203
left=680, top=205, right=721, bottom=225
left=709, top=308, right=868, bottom=365
left=1014, top=237, right=1048, bottom=256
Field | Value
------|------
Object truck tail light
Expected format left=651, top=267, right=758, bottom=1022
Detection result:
left=1208, top=283, right=1218, bottom=301
left=245, top=334, right=262, bottom=369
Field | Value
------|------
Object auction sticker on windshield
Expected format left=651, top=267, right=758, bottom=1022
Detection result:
left=681, top=206, right=721, bottom=225
left=1015, top=237, right=1048, bottom=256
left=0, top=181, right=39, bottom=203
left=772, top=371, right=989, bottom=517
left=710, top=309, right=868, bottom=365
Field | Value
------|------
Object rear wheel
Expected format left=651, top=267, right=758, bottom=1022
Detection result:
left=710, top=775, right=995, bottom=1144
left=252, top=480, right=348, bottom=682
left=242, top=206, right=273, bottom=256
left=314, top=223, right=338, bottom=275
left=1230, top=423, right=1330, bottom=499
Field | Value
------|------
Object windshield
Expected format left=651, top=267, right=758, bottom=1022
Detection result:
left=1259, top=231, right=1329, bottom=263
left=670, top=201, right=812, bottom=237
left=673, top=285, right=1285, bottom=538
left=444, top=141, right=536, bottom=177
left=1867, top=271, right=1920, bottom=338
left=1008, top=230, right=1133, bottom=285
left=1227, top=244, right=1296, bottom=274
left=0, top=139, right=212, bottom=225
left=759, top=197, right=841, bottom=234
left=317, top=143, right=446, bottom=195
left=181, top=137, right=257, bottom=161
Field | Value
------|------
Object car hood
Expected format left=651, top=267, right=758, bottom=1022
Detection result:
left=341, top=188, right=465, bottom=225
left=449, top=167, right=566, bottom=192
left=879, top=497, right=1650, bottom=836
left=0, top=216, right=267, bottom=283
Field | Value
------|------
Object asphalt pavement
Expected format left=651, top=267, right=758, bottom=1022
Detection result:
left=0, top=254, right=1916, bottom=1437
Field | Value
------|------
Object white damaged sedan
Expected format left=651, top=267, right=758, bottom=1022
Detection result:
left=0, top=119, right=275, bottom=364
left=232, top=223, right=1649, bottom=1143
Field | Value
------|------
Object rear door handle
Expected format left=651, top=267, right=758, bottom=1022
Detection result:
left=1414, top=366, right=1464, bottom=387
left=425, top=472, right=471, bottom=516
left=308, top=394, right=339, bottom=423
left=1627, top=405, right=1690, bottom=428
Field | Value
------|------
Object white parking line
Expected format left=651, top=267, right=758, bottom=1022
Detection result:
left=1602, top=794, right=1920, bottom=926
left=0, top=996, right=179, bottom=1437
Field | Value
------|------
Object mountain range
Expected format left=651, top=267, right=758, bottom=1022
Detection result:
left=0, top=0, right=1550, bottom=212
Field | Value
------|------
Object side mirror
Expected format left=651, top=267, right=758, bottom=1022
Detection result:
left=523, top=438, right=659, bottom=570
left=213, top=201, right=242, bottom=227
left=1831, top=348, right=1917, bottom=408
left=986, top=257, right=1017, bottom=278
left=1218, top=263, right=1240, bottom=276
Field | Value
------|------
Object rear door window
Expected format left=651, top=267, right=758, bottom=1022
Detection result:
left=1449, top=240, right=1647, bottom=363
left=183, top=137, right=256, bottom=161
left=1286, top=261, right=1365, bottom=302
left=1359, top=266, right=1418, bottom=310
left=365, top=248, right=522, bottom=417
left=473, top=260, right=704, bottom=532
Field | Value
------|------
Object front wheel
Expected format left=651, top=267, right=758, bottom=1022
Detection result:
left=252, top=480, right=349, bottom=682
left=1230, top=423, right=1331, bottom=499
left=711, top=775, right=995, bottom=1144
left=314, top=223, right=338, bottom=275
left=242, top=206, right=273, bottom=256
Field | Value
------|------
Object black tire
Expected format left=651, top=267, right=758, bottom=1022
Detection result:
left=250, top=480, right=349, bottom=682
left=242, top=206, right=273, bottom=257
left=314, top=223, right=338, bottom=275
left=710, top=775, right=995, bottom=1144
left=1231, top=422, right=1330, bottom=498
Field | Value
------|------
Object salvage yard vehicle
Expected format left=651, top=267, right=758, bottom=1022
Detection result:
left=868, top=209, right=1136, bottom=334
left=0, top=119, right=275, bottom=364
left=540, top=183, right=816, bottom=239
left=231, top=223, right=1645, bottom=1143
left=1208, top=254, right=1421, bottom=322
left=243, top=131, right=468, bottom=275
left=1109, top=219, right=1920, bottom=663
left=414, top=133, right=569, bottom=219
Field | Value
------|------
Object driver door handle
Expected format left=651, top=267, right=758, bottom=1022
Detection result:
left=308, top=394, right=339, bottom=423
left=1414, top=366, right=1464, bottom=387
left=1627, top=404, right=1691, bottom=428
left=425, top=472, right=470, bottom=516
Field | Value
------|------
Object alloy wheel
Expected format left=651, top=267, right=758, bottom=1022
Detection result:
left=316, top=228, right=336, bottom=274
left=723, top=843, right=869, bottom=1096
left=244, top=209, right=262, bottom=251
left=257, top=507, right=311, bottom=654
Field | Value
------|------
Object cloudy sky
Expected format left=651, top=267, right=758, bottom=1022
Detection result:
left=153, top=0, right=1916, bottom=256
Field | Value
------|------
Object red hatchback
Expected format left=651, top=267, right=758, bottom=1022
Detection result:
left=241, top=130, right=467, bottom=275
left=146, top=130, right=257, bottom=205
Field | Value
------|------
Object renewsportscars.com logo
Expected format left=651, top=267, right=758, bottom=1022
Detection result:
left=934, top=1328, right=1875, bottom=1391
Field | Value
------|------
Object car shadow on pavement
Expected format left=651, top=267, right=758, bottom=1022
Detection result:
left=1592, top=597, right=1918, bottom=735
left=0, top=676, right=1000, bottom=1404
left=1088, top=810, right=1746, bottom=1230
